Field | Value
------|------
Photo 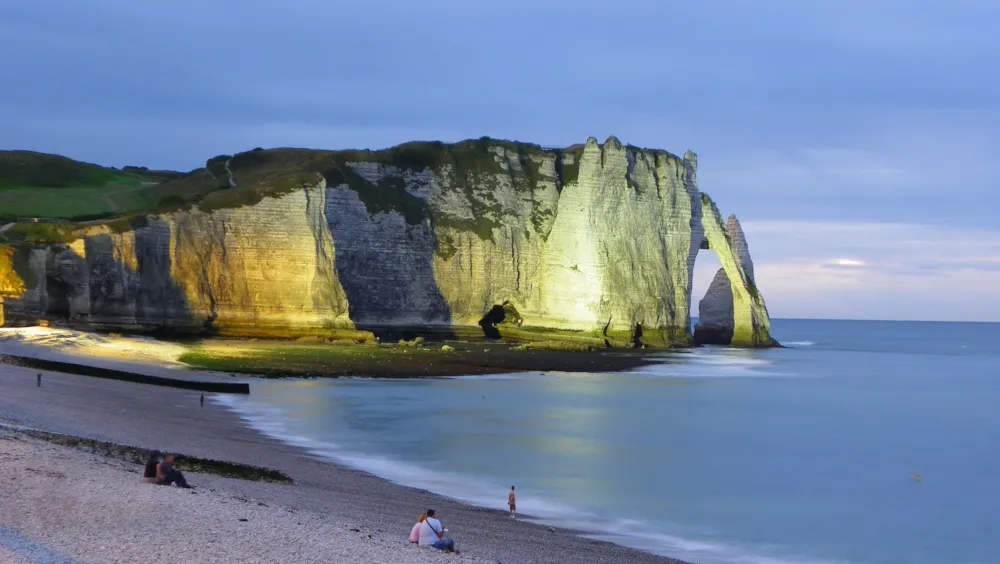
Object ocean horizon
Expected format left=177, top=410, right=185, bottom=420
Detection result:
left=218, top=318, right=1000, bottom=564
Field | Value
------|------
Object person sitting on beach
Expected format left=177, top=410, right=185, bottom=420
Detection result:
left=408, top=512, right=427, bottom=544
left=143, top=450, right=162, bottom=484
left=155, top=454, right=192, bottom=488
left=418, top=509, right=458, bottom=553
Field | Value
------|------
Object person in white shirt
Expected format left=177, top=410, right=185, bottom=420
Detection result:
left=418, top=509, right=458, bottom=553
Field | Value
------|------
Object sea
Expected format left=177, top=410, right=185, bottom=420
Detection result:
left=216, top=319, right=1000, bottom=564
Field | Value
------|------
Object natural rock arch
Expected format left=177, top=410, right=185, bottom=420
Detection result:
left=692, top=198, right=776, bottom=347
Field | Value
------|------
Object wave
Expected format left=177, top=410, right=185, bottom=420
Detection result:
left=444, top=373, right=542, bottom=381
left=214, top=394, right=843, bottom=564
left=784, top=341, right=817, bottom=347
left=634, top=349, right=804, bottom=378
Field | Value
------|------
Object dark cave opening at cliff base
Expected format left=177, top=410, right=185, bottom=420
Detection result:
left=690, top=249, right=724, bottom=336
left=42, top=275, right=73, bottom=321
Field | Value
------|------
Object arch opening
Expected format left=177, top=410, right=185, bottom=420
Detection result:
left=690, top=246, right=733, bottom=344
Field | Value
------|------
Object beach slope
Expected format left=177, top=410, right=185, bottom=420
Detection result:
left=0, top=362, right=687, bottom=564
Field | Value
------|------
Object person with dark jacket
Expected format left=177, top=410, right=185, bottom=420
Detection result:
left=143, top=450, right=161, bottom=483
left=156, top=454, right=192, bottom=488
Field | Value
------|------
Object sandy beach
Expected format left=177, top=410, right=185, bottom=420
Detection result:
left=0, top=357, right=687, bottom=563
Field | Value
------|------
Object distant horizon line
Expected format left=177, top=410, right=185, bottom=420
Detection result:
left=691, top=316, right=999, bottom=325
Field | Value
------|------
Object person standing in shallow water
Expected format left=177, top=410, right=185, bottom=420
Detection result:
left=508, top=486, right=516, bottom=520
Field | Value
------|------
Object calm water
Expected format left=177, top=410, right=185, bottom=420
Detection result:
left=218, top=320, right=1000, bottom=564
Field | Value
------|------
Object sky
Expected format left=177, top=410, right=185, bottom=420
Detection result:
left=1, top=0, right=998, bottom=321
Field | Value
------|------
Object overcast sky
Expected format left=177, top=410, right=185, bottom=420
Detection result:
left=2, top=0, right=998, bottom=321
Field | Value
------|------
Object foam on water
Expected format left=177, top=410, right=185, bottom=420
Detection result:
left=632, top=349, right=803, bottom=379
left=445, top=372, right=542, bottom=381
left=214, top=392, right=843, bottom=564
left=784, top=341, right=817, bottom=347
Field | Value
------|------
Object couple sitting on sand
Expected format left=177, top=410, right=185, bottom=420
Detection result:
left=408, top=509, right=459, bottom=554
left=143, top=450, right=192, bottom=488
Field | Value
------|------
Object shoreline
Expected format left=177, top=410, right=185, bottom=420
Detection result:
left=0, top=360, right=689, bottom=564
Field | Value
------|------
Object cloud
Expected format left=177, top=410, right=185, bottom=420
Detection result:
left=2, top=0, right=999, bottom=321
left=823, top=258, right=868, bottom=269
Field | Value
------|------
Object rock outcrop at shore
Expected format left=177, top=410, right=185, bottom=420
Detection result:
left=0, top=137, right=775, bottom=347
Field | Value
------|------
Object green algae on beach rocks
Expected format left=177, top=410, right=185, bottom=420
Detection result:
left=8, top=427, right=293, bottom=483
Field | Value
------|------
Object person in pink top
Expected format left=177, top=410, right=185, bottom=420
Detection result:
left=508, top=486, right=516, bottom=520
left=408, top=513, right=426, bottom=544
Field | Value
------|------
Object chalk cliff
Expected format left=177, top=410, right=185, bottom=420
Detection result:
left=0, top=245, right=25, bottom=325
left=0, top=137, right=775, bottom=347
left=2, top=187, right=355, bottom=337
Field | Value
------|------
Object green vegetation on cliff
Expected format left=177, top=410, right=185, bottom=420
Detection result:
left=0, top=139, right=590, bottom=230
left=0, top=151, right=139, bottom=189
left=0, top=222, right=79, bottom=244
left=0, top=150, right=182, bottom=221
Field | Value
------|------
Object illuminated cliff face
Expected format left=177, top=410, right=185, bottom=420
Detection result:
left=417, top=137, right=704, bottom=345
left=0, top=137, right=774, bottom=347
left=0, top=245, right=25, bottom=325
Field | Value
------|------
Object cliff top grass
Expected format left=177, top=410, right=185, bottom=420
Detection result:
left=0, top=151, right=144, bottom=190
left=0, top=222, right=80, bottom=244
left=1, top=138, right=684, bottom=234
left=0, top=150, right=182, bottom=222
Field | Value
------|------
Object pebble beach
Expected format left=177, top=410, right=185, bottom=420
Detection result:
left=0, top=432, right=492, bottom=564
left=0, top=351, right=686, bottom=564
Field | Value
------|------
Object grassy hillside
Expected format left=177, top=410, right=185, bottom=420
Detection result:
left=0, top=138, right=596, bottom=225
left=0, top=151, right=141, bottom=189
left=0, top=151, right=180, bottom=221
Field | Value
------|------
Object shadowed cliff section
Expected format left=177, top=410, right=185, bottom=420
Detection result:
left=326, top=174, right=453, bottom=332
left=0, top=226, right=199, bottom=335
left=1, top=137, right=776, bottom=348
